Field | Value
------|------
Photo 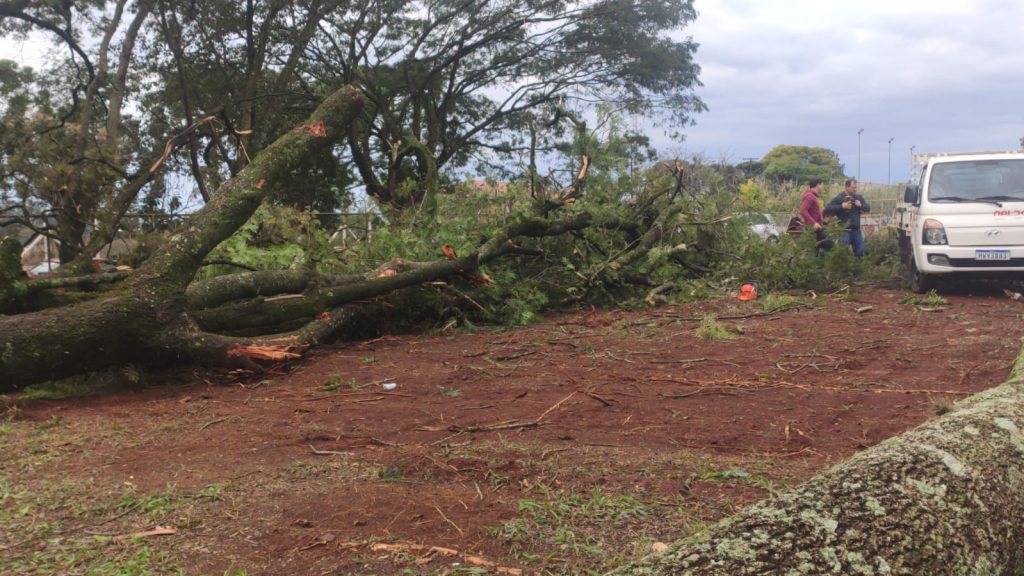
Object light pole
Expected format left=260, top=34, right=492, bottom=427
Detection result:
left=910, top=145, right=916, bottom=182
left=887, top=137, right=894, bottom=184
left=857, top=128, right=864, bottom=181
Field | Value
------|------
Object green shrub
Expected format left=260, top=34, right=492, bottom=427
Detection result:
left=695, top=314, right=734, bottom=340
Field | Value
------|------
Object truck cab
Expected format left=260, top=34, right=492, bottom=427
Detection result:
left=895, top=151, right=1024, bottom=292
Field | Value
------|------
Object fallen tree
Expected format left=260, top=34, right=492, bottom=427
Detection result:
left=0, top=86, right=366, bottom=388
left=611, top=348, right=1024, bottom=575
left=0, top=82, right=710, bottom=390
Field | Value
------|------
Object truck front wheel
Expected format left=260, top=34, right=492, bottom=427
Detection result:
left=907, top=255, right=936, bottom=293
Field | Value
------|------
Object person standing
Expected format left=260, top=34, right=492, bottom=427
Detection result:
left=798, top=178, right=833, bottom=252
left=824, top=178, right=871, bottom=257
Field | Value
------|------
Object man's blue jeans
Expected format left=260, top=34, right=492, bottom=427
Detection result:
left=841, top=228, right=865, bottom=257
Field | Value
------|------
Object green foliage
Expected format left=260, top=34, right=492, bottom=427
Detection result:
left=18, top=366, right=147, bottom=400
left=760, top=293, right=798, bottom=313
left=701, top=468, right=750, bottom=481
left=376, top=466, right=404, bottom=482
left=737, top=179, right=768, bottom=208
left=331, top=137, right=902, bottom=330
left=201, top=204, right=335, bottom=277
left=322, top=374, right=342, bottom=392
left=901, top=290, right=948, bottom=307
left=695, top=314, right=734, bottom=340
left=761, top=145, right=846, bottom=184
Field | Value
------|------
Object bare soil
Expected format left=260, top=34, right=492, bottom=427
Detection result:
left=3, top=286, right=1023, bottom=575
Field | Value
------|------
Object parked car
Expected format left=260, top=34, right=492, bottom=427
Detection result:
left=28, top=260, right=61, bottom=277
left=742, top=213, right=781, bottom=241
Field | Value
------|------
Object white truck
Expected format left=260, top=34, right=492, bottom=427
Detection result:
left=895, top=150, right=1024, bottom=292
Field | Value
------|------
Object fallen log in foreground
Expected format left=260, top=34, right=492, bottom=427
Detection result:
left=612, top=346, right=1024, bottom=576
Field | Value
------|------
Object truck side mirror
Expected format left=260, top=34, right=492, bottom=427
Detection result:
left=903, top=184, right=920, bottom=204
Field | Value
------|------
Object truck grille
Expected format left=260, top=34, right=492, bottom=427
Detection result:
left=948, top=258, right=1024, bottom=268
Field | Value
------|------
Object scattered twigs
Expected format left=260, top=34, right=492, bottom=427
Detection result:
left=650, top=357, right=707, bottom=365
left=420, top=390, right=576, bottom=442
left=297, top=532, right=336, bottom=551
left=782, top=352, right=839, bottom=360
left=309, top=444, right=348, bottom=456
left=581, top=389, right=613, bottom=406
left=635, top=303, right=814, bottom=326
left=370, top=542, right=523, bottom=575
left=433, top=505, right=464, bottom=536
left=92, top=502, right=141, bottom=527
left=417, top=420, right=542, bottom=434
left=541, top=447, right=572, bottom=459
left=659, top=387, right=751, bottom=399
left=535, top=391, right=577, bottom=422
left=957, top=362, right=984, bottom=387
left=648, top=374, right=973, bottom=397
left=113, top=525, right=177, bottom=540
left=490, top=350, right=536, bottom=361
left=199, top=416, right=229, bottom=431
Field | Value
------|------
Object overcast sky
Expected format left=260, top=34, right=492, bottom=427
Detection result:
left=671, top=0, right=1024, bottom=183
left=3, top=1, right=1022, bottom=185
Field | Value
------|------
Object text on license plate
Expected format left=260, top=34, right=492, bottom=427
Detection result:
left=975, top=250, right=1011, bottom=261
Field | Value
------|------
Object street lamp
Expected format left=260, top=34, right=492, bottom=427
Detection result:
left=887, top=137, right=894, bottom=184
left=857, top=128, right=864, bottom=181
left=910, top=145, right=916, bottom=182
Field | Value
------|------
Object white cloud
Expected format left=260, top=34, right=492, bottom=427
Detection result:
left=0, top=31, right=49, bottom=70
left=670, top=0, right=1024, bottom=182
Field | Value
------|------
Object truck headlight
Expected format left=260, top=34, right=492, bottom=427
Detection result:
left=923, top=218, right=947, bottom=245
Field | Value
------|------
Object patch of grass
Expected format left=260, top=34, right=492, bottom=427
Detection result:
left=931, top=397, right=956, bottom=416
left=492, top=485, right=648, bottom=569
left=759, top=293, right=798, bottom=313
left=901, top=290, right=948, bottom=307
left=836, top=290, right=863, bottom=303
left=694, top=314, right=734, bottom=340
left=376, top=466, right=404, bottom=482
left=696, top=464, right=780, bottom=497
left=322, top=373, right=343, bottom=392
left=0, top=476, right=190, bottom=575
left=322, top=374, right=372, bottom=392
left=700, top=468, right=751, bottom=481
left=18, top=366, right=145, bottom=400
left=438, top=386, right=462, bottom=397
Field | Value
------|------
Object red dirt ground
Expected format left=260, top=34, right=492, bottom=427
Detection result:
left=5, top=285, right=1024, bottom=575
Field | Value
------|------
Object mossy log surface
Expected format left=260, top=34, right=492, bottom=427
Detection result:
left=611, top=350, right=1024, bottom=576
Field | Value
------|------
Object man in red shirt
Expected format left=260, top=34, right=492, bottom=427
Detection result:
left=798, top=178, right=833, bottom=252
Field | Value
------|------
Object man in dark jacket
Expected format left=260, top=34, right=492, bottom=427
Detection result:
left=824, top=178, right=871, bottom=257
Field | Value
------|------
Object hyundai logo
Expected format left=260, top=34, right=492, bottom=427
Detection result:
left=985, top=229, right=1002, bottom=237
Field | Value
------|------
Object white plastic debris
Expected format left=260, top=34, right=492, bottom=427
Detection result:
left=382, top=382, right=398, bottom=391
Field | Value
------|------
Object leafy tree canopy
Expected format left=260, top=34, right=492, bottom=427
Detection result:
left=761, top=145, right=846, bottom=185
left=0, top=0, right=707, bottom=264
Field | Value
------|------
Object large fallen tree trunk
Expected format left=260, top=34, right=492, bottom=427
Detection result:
left=611, top=350, right=1024, bottom=575
left=0, top=78, right=632, bottom=390
left=0, top=86, right=366, bottom=388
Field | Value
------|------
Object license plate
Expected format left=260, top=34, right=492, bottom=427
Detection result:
left=975, top=250, right=1011, bottom=261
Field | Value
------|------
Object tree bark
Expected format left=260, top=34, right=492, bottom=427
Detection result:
left=611, top=351, right=1024, bottom=576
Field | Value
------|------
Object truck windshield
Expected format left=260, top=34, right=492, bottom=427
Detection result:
left=928, top=159, right=1024, bottom=202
